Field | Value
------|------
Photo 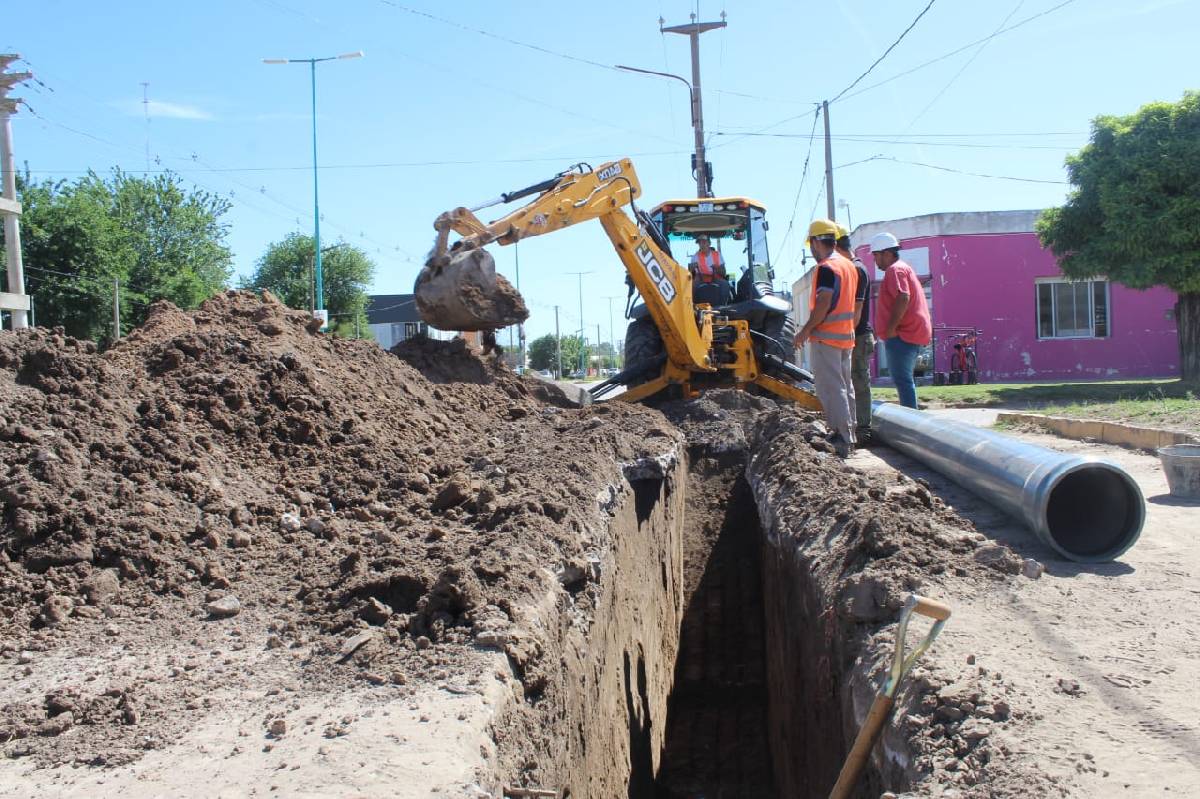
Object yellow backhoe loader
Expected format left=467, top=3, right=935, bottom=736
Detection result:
left=415, top=159, right=820, bottom=408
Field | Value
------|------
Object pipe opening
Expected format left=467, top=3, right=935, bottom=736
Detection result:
left=1045, top=466, right=1143, bottom=560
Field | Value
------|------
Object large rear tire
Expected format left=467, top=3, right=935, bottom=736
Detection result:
left=624, top=317, right=664, bottom=372
left=759, top=313, right=798, bottom=370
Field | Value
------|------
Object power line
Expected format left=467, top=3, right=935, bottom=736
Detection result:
left=723, top=1, right=1077, bottom=134
left=21, top=149, right=691, bottom=174
left=715, top=128, right=1084, bottom=137
left=904, top=0, right=1026, bottom=130
left=712, top=132, right=1075, bottom=150
left=830, top=0, right=938, bottom=103
left=776, top=107, right=822, bottom=265
left=376, top=1, right=618, bottom=73
left=837, top=0, right=1078, bottom=104
left=877, top=156, right=1068, bottom=184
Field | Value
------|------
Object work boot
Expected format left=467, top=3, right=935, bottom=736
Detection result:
left=829, top=433, right=854, bottom=458
left=856, top=427, right=875, bottom=446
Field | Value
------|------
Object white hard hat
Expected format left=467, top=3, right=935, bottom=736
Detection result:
left=870, top=232, right=900, bottom=252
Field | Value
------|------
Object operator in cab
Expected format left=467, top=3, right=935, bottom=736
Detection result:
left=688, top=234, right=728, bottom=285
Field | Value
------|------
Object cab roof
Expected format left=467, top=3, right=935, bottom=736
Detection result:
left=650, top=196, right=767, bottom=213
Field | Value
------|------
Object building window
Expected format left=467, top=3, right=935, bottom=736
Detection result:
left=405, top=322, right=419, bottom=339
left=1036, top=279, right=1109, bottom=339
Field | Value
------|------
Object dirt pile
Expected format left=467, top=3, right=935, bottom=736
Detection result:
left=747, top=407, right=1055, bottom=797
left=0, top=290, right=672, bottom=770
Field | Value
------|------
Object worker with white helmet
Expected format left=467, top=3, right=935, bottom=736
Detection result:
left=871, top=232, right=932, bottom=409
left=795, top=218, right=859, bottom=457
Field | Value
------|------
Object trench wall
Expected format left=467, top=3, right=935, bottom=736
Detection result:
left=746, top=415, right=923, bottom=798
left=536, top=448, right=687, bottom=799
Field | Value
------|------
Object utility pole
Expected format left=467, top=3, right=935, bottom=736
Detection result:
left=597, top=324, right=602, bottom=372
left=112, top=278, right=121, bottom=341
left=0, top=55, right=31, bottom=330
left=565, top=270, right=592, bottom=375
left=602, top=295, right=620, bottom=368
left=661, top=12, right=726, bottom=198
left=823, top=100, right=836, bottom=220
left=554, top=305, right=562, bottom=379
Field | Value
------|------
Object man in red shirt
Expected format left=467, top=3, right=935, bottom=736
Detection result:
left=871, top=232, right=931, bottom=409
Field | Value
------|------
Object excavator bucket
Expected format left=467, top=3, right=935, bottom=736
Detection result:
left=413, top=248, right=529, bottom=332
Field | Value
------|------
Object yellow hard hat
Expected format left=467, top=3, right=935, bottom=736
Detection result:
left=835, top=223, right=851, bottom=239
left=807, top=218, right=840, bottom=240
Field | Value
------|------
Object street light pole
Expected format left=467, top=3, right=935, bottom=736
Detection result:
left=264, top=50, right=362, bottom=328
left=661, top=12, right=727, bottom=198
left=565, top=271, right=592, bottom=375
left=602, top=295, right=621, bottom=368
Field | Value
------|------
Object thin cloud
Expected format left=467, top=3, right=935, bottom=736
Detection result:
left=119, top=99, right=214, bottom=120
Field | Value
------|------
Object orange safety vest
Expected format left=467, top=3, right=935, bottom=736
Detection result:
left=810, top=252, right=857, bottom=349
left=691, top=249, right=723, bottom=283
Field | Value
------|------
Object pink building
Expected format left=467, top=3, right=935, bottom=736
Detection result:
left=818, top=210, right=1180, bottom=382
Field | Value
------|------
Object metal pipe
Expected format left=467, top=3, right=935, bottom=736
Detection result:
left=871, top=402, right=1144, bottom=563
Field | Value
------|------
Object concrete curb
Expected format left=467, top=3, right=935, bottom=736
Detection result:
left=995, top=412, right=1200, bottom=452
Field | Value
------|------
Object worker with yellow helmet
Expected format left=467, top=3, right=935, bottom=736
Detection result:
left=835, top=223, right=875, bottom=441
left=795, top=218, right=859, bottom=457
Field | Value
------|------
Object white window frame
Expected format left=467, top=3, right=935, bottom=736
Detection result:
left=1036, top=278, right=1110, bottom=340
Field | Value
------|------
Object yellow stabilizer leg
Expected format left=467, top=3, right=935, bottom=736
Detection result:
left=754, top=373, right=823, bottom=411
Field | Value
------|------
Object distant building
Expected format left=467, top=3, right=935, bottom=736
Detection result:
left=365, top=294, right=429, bottom=349
left=793, top=210, right=1179, bottom=383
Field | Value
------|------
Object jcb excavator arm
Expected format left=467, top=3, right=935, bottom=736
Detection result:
left=421, top=159, right=714, bottom=374
left=417, top=158, right=821, bottom=410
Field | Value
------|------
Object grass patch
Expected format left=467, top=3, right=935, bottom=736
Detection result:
left=873, top=378, right=1194, bottom=409
left=1036, top=396, right=1200, bottom=434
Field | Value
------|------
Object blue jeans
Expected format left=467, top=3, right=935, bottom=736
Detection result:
left=885, top=338, right=921, bottom=409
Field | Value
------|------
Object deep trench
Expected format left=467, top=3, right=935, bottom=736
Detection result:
left=648, top=451, right=854, bottom=791
left=654, top=461, right=776, bottom=798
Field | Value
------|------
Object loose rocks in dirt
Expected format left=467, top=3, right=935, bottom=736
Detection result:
left=0, top=290, right=675, bottom=769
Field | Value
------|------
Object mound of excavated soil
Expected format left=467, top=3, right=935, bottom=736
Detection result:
left=0, top=291, right=671, bottom=769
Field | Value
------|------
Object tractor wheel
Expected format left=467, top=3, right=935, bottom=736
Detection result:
left=759, top=313, right=798, bottom=369
left=623, top=317, right=665, bottom=387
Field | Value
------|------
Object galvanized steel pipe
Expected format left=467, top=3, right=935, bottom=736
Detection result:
left=871, top=403, right=1144, bottom=563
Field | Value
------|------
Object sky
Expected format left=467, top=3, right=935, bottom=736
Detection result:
left=7, top=0, right=1198, bottom=347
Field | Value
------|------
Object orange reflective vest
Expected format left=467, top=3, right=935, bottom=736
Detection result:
left=690, top=249, right=723, bottom=283
left=810, top=252, right=857, bottom=350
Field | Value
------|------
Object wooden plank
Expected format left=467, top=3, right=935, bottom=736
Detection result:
left=0, top=196, right=21, bottom=215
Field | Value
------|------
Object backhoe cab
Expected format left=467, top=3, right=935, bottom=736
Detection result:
left=647, top=197, right=783, bottom=323
left=414, top=159, right=818, bottom=408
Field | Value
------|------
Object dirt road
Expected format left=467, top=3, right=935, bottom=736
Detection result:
left=853, top=419, right=1200, bottom=796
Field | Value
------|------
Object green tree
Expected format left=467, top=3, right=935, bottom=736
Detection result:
left=527, top=333, right=583, bottom=376
left=241, top=234, right=374, bottom=337
left=1037, top=91, right=1200, bottom=380
left=6, top=169, right=232, bottom=342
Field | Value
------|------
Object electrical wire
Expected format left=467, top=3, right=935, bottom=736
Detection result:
left=775, top=107, right=822, bottom=267
left=836, top=0, right=1078, bottom=104
left=20, top=150, right=692, bottom=174
left=878, top=156, right=1068, bottom=184
left=904, top=0, right=1026, bottom=131
left=712, top=132, right=1075, bottom=150
left=830, top=0, right=938, bottom=103
left=375, top=1, right=617, bottom=72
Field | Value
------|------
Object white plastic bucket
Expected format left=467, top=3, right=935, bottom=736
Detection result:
left=1157, top=444, right=1200, bottom=499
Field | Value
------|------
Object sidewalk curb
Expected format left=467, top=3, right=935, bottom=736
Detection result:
left=995, top=412, right=1199, bottom=452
